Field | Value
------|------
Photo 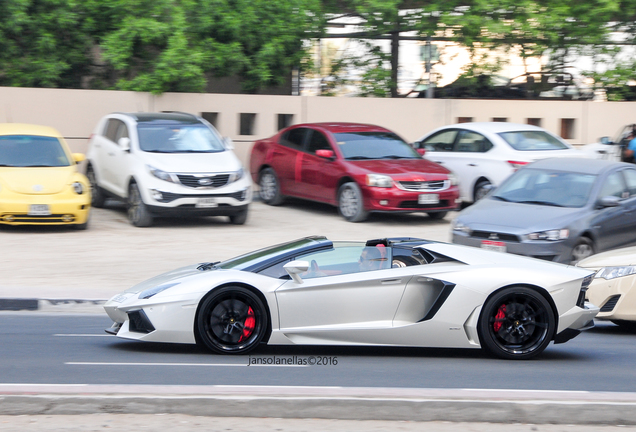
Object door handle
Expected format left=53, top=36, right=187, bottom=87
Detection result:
left=381, top=279, right=402, bottom=285
left=434, top=161, right=443, bottom=164
left=468, top=163, right=477, bottom=167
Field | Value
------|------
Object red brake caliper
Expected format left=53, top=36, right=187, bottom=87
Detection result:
left=238, top=307, right=255, bottom=342
left=493, top=304, right=506, bottom=332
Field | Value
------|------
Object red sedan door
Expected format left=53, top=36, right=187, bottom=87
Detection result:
left=267, top=127, right=309, bottom=196
left=298, top=129, right=341, bottom=204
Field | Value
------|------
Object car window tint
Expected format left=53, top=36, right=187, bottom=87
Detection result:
left=280, top=128, right=307, bottom=150
left=422, top=130, right=457, bottom=152
left=498, top=130, right=570, bottom=151
left=114, top=122, right=129, bottom=143
left=623, top=169, right=636, bottom=197
left=296, top=243, right=390, bottom=278
left=599, top=172, right=626, bottom=199
left=454, top=131, right=492, bottom=153
left=306, top=130, right=331, bottom=154
left=257, top=259, right=292, bottom=279
left=104, top=119, right=121, bottom=142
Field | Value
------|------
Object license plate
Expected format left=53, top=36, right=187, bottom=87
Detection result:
left=481, top=240, right=506, bottom=253
left=196, top=198, right=218, bottom=208
left=28, top=204, right=51, bottom=216
left=418, top=194, right=439, bottom=204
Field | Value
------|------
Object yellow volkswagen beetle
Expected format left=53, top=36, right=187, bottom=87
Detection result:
left=0, top=124, right=91, bottom=229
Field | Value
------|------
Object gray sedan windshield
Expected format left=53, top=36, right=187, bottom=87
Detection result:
left=492, top=168, right=596, bottom=208
left=498, top=131, right=570, bottom=151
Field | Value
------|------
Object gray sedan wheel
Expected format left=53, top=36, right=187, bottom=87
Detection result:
left=570, top=237, right=594, bottom=264
left=337, top=182, right=369, bottom=222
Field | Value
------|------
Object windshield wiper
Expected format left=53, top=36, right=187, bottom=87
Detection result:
left=516, top=200, right=565, bottom=207
left=24, top=165, right=54, bottom=167
left=383, top=155, right=415, bottom=159
left=197, top=261, right=220, bottom=271
left=346, top=156, right=375, bottom=160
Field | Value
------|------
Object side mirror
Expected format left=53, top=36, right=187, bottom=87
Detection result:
left=223, top=137, right=234, bottom=150
left=416, top=148, right=426, bottom=156
left=72, top=153, right=86, bottom=164
left=598, top=195, right=621, bottom=208
left=599, top=136, right=611, bottom=145
left=316, top=149, right=335, bottom=159
left=284, top=260, right=309, bottom=284
left=118, top=137, right=131, bottom=152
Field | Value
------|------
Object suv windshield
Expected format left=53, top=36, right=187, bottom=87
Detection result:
left=492, top=168, right=596, bottom=208
left=498, top=130, right=570, bottom=151
left=334, top=132, right=420, bottom=160
left=0, top=135, right=70, bottom=167
left=138, top=124, right=225, bottom=153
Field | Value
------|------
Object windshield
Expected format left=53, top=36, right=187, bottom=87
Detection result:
left=137, top=124, right=225, bottom=153
left=217, top=238, right=323, bottom=271
left=492, top=168, right=596, bottom=208
left=334, top=132, right=420, bottom=160
left=0, top=135, right=71, bottom=167
left=498, top=130, right=570, bottom=151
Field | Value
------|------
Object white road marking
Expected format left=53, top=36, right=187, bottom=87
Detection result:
left=65, top=362, right=306, bottom=368
left=54, top=334, right=112, bottom=337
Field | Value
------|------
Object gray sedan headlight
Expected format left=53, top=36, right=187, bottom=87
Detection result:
left=148, top=165, right=176, bottom=183
left=452, top=220, right=472, bottom=234
left=595, top=266, right=636, bottom=280
left=72, top=182, right=84, bottom=194
left=527, top=229, right=569, bottom=241
left=366, top=174, right=393, bottom=188
left=228, top=168, right=244, bottom=183
left=139, top=282, right=180, bottom=299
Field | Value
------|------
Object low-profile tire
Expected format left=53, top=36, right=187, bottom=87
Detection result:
left=259, top=168, right=285, bottom=206
left=229, top=208, right=248, bottom=225
left=427, top=211, right=448, bottom=220
left=127, top=182, right=153, bottom=227
left=337, top=182, right=369, bottom=222
left=197, top=286, right=268, bottom=354
left=570, top=237, right=594, bottom=264
left=474, top=179, right=492, bottom=202
left=611, top=320, right=636, bottom=332
left=86, top=166, right=106, bottom=208
left=478, top=286, right=555, bottom=360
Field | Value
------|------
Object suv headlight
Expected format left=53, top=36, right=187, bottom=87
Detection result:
left=148, top=165, right=176, bottom=183
left=595, top=266, right=636, bottom=280
left=366, top=174, right=393, bottom=188
left=72, top=182, right=84, bottom=194
left=228, top=168, right=244, bottom=183
left=527, top=229, right=569, bottom=241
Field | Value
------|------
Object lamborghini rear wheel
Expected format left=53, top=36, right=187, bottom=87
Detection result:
left=197, top=286, right=268, bottom=354
left=478, top=286, right=555, bottom=360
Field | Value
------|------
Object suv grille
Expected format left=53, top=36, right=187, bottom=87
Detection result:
left=177, top=174, right=230, bottom=188
left=471, top=230, right=520, bottom=242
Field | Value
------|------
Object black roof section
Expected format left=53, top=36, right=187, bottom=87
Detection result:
left=119, top=112, right=201, bottom=124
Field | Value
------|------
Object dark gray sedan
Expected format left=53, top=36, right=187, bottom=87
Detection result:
left=452, top=158, right=636, bottom=264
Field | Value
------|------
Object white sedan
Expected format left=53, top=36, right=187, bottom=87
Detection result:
left=104, top=236, right=598, bottom=360
left=414, top=122, right=586, bottom=203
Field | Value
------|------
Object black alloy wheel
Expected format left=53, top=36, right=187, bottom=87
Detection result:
left=197, top=286, right=268, bottom=354
left=478, top=286, right=555, bottom=360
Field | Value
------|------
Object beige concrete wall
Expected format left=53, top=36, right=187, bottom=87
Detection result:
left=2, top=86, right=635, bottom=168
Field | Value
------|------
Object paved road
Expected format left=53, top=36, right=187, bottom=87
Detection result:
left=3, top=314, right=636, bottom=391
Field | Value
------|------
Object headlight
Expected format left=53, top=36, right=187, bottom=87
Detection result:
left=366, top=174, right=393, bottom=188
left=595, top=266, right=636, bottom=280
left=148, top=165, right=176, bottom=183
left=447, top=173, right=458, bottom=186
left=527, top=229, right=569, bottom=241
left=139, top=282, right=180, bottom=299
left=72, top=182, right=84, bottom=194
left=452, top=220, right=472, bottom=234
left=229, top=168, right=244, bottom=183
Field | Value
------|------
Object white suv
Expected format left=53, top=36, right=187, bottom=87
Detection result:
left=85, top=112, right=252, bottom=227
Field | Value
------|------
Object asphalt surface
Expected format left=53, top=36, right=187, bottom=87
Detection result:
left=2, top=198, right=636, bottom=427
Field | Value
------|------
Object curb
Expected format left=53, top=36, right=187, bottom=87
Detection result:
left=0, top=298, right=105, bottom=313
left=1, top=385, right=636, bottom=424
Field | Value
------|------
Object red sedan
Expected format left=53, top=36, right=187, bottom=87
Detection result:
left=250, top=123, right=460, bottom=222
